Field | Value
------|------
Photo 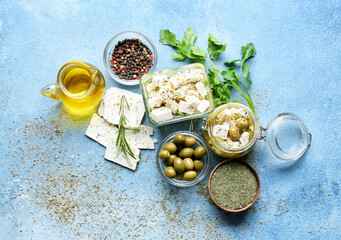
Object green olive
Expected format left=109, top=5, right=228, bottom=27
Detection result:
left=183, top=171, right=197, bottom=181
left=183, top=158, right=194, bottom=171
left=173, top=134, right=185, bottom=145
left=225, top=116, right=235, bottom=123
left=215, top=115, right=224, bottom=125
left=174, top=158, right=185, bottom=173
left=184, top=136, right=197, bottom=147
left=175, top=172, right=183, bottom=180
left=179, top=148, right=194, bottom=158
left=194, top=160, right=204, bottom=171
left=236, top=118, right=249, bottom=131
left=194, top=146, right=206, bottom=159
left=163, top=142, right=177, bottom=153
left=228, top=126, right=240, bottom=141
left=165, top=154, right=177, bottom=166
left=164, top=166, right=176, bottom=178
left=159, top=149, right=170, bottom=160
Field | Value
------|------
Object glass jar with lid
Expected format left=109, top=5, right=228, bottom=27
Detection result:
left=203, top=103, right=312, bottom=161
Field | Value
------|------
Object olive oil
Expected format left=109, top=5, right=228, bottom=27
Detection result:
left=41, top=61, right=105, bottom=116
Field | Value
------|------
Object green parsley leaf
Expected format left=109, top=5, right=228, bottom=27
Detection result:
left=171, top=53, right=186, bottom=61
left=159, top=30, right=180, bottom=48
left=242, top=62, right=252, bottom=85
left=221, top=68, right=238, bottom=83
left=184, top=27, right=197, bottom=45
left=241, top=43, right=256, bottom=64
left=190, top=46, right=207, bottom=59
left=207, top=34, right=227, bottom=60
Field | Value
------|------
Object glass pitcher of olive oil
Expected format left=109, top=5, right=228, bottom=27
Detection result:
left=41, top=61, right=105, bottom=115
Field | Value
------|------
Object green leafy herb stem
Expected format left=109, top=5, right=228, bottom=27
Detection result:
left=116, top=96, right=139, bottom=167
left=159, top=28, right=256, bottom=112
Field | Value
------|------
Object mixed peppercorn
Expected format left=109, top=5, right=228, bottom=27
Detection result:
left=110, top=38, right=154, bottom=80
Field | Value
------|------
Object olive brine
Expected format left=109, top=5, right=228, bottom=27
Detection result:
left=159, top=134, right=206, bottom=181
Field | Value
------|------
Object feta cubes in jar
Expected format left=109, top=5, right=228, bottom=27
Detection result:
left=140, top=64, right=214, bottom=126
left=204, top=103, right=259, bottom=158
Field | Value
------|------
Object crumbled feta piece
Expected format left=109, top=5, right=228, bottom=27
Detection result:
left=173, top=88, right=185, bottom=99
left=169, top=74, right=181, bottom=89
left=212, top=124, right=230, bottom=139
left=179, top=101, right=195, bottom=114
left=148, top=97, right=162, bottom=108
left=196, top=100, right=210, bottom=113
left=239, top=131, right=250, bottom=146
left=184, top=69, right=204, bottom=84
left=150, top=107, right=173, bottom=123
left=165, top=100, right=179, bottom=114
left=185, top=96, right=201, bottom=108
left=195, top=82, right=207, bottom=96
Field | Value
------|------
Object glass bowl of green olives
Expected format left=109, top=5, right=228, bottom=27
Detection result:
left=156, top=131, right=211, bottom=187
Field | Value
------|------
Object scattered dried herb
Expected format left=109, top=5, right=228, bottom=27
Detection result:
left=210, top=161, right=258, bottom=210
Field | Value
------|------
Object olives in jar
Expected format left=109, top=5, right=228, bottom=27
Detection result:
left=194, top=146, right=206, bottom=159
left=184, top=171, right=197, bottom=181
left=184, top=136, right=196, bottom=147
left=193, top=160, right=204, bottom=171
left=173, top=134, right=185, bottom=145
left=236, top=118, right=249, bottom=131
left=183, top=158, right=194, bottom=171
left=164, top=142, right=177, bottom=153
left=164, top=166, right=176, bottom=178
left=159, top=150, right=170, bottom=160
left=174, top=158, right=185, bottom=173
left=228, top=126, right=240, bottom=141
left=179, top=148, right=194, bottom=158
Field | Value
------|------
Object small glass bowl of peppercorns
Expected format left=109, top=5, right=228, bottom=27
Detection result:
left=103, top=31, right=158, bottom=86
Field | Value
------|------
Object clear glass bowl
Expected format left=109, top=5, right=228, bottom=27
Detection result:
left=140, top=63, right=215, bottom=126
left=103, top=31, right=158, bottom=86
left=156, top=131, right=211, bottom=187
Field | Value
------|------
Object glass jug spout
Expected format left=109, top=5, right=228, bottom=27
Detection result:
left=41, top=83, right=60, bottom=100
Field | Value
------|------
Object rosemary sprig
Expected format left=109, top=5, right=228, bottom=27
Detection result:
left=116, top=95, right=139, bottom=167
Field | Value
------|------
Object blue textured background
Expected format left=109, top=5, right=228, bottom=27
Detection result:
left=0, top=0, right=340, bottom=239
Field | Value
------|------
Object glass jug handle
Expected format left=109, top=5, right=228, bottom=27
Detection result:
left=257, top=125, right=267, bottom=140
left=41, top=83, right=60, bottom=100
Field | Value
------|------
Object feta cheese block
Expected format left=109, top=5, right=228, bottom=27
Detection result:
left=148, top=97, right=163, bottom=108
left=196, top=100, right=210, bottom=113
left=150, top=107, right=173, bottom=123
left=239, top=131, right=250, bottom=146
left=105, top=139, right=140, bottom=171
left=125, top=125, right=155, bottom=149
left=179, top=101, right=195, bottom=114
left=185, top=96, right=201, bottom=108
left=212, top=124, right=230, bottom=139
left=102, top=87, right=145, bottom=127
left=85, top=113, right=118, bottom=147
left=195, top=82, right=207, bottom=96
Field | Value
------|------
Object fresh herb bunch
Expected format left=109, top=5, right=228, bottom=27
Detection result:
left=116, top=96, right=139, bottom=167
left=159, top=28, right=256, bottom=112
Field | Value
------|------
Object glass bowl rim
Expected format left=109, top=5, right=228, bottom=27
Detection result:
left=156, top=131, right=211, bottom=187
left=103, top=31, right=158, bottom=86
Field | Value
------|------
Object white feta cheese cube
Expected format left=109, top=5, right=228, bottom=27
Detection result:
left=173, top=88, right=185, bottom=99
left=148, top=97, right=162, bottom=108
left=239, top=131, right=250, bottom=146
left=165, top=100, right=179, bottom=114
left=169, top=74, right=181, bottom=89
left=150, top=107, right=173, bottom=123
left=212, top=124, right=230, bottom=139
left=196, top=100, right=210, bottom=113
left=178, top=101, right=195, bottom=114
left=184, top=69, right=204, bottom=84
left=185, top=96, right=201, bottom=108
left=195, top=82, right=207, bottom=96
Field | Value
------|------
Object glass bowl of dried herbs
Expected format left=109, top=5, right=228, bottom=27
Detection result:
left=103, top=31, right=158, bottom=86
left=208, top=160, right=260, bottom=212
left=156, top=131, right=211, bottom=187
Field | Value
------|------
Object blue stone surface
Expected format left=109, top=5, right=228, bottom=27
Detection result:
left=0, top=0, right=340, bottom=239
